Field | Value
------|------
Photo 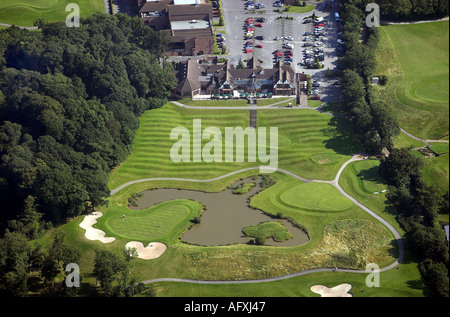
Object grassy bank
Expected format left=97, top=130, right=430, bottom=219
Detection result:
left=0, top=0, right=105, bottom=27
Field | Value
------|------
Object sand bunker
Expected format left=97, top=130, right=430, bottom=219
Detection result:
left=79, top=212, right=116, bottom=243
left=125, top=241, right=167, bottom=260
left=310, top=284, right=353, bottom=297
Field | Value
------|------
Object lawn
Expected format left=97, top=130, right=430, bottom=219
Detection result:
left=150, top=262, right=424, bottom=297
left=373, top=21, right=449, bottom=140
left=0, top=0, right=105, bottom=27
left=279, top=182, right=354, bottom=212
left=108, top=103, right=357, bottom=189
left=284, top=4, right=315, bottom=14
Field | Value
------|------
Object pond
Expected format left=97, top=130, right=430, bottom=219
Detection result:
left=129, top=177, right=309, bottom=247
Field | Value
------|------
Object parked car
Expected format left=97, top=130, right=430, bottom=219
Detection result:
left=256, top=17, right=266, bottom=22
left=284, top=50, right=293, bottom=55
left=314, top=42, right=324, bottom=47
left=284, top=44, right=293, bottom=49
left=310, top=95, right=320, bottom=100
left=256, top=44, right=263, bottom=48
left=303, top=42, right=313, bottom=47
left=245, top=49, right=253, bottom=53
left=284, top=36, right=293, bottom=41
left=284, top=60, right=292, bottom=65
left=304, top=32, right=312, bottom=36
left=312, top=81, right=320, bottom=87
left=255, top=23, right=263, bottom=27
left=337, top=39, right=345, bottom=44
left=255, top=35, right=265, bottom=40
left=284, top=57, right=293, bottom=62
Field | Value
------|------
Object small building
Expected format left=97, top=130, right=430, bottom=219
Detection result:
left=136, top=0, right=214, bottom=56
left=445, top=225, right=449, bottom=242
left=372, top=77, right=380, bottom=85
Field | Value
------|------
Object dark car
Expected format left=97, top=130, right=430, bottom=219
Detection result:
left=255, top=35, right=265, bottom=40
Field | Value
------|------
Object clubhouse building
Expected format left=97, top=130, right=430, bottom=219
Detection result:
left=173, top=57, right=309, bottom=99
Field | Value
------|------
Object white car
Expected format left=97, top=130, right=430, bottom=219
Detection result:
left=284, top=43, right=293, bottom=49
left=337, top=39, right=345, bottom=44
left=284, top=36, right=293, bottom=41
left=314, top=42, right=324, bottom=47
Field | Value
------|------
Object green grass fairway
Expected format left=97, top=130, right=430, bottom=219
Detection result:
left=108, top=103, right=356, bottom=189
left=0, top=0, right=105, bottom=27
left=338, top=159, right=402, bottom=234
left=421, top=153, right=449, bottom=194
left=279, top=182, right=354, bottom=212
left=374, top=21, right=449, bottom=140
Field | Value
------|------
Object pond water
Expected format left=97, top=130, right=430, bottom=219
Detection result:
left=129, top=177, right=309, bottom=247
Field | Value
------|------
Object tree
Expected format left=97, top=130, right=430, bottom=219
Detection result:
left=379, top=148, right=424, bottom=188
left=419, top=258, right=449, bottom=297
left=0, top=231, right=30, bottom=296
left=340, top=69, right=366, bottom=104
left=93, top=250, right=125, bottom=296
left=236, top=59, right=246, bottom=69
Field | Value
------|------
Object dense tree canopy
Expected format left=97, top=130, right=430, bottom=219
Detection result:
left=0, top=13, right=177, bottom=228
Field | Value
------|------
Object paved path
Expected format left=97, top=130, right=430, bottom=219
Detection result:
left=110, top=155, right=404, bottom=285
left=381, top=17, right=449, bottom=25
left=171, top=100, right=448, bottom=143
left=400, top=128, right=449, bottom=146
left=0, top=23, right=37, bottom=29
left=169, top=97, right=296, bottom=110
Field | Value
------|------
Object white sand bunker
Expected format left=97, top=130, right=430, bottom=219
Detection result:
left=79, top=212, right=116, bottom=243
left=311, top=284, right=353, bottom=297
left=125, top=241, right=167, bottom=260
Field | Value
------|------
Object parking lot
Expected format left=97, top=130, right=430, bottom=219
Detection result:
left=221, top=0, right=342, bottom=102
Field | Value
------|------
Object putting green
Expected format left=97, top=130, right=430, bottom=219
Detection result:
left=279, top=182, right=354, bottom=212
left=104, top=200, right=201, bottom=242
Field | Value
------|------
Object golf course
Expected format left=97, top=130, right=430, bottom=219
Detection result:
left=47, top=98, right=424, bottom=297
